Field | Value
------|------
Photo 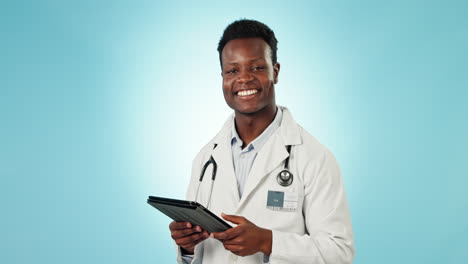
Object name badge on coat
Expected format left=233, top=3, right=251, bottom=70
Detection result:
left=266, top=190, right=298, bottom=212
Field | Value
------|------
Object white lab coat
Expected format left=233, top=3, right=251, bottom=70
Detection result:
left=176, top=106, right=354, bottom=264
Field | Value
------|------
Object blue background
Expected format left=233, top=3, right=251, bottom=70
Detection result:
left=2, top=1, right=467, bottom=263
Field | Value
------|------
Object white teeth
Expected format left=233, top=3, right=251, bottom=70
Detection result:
left=237, top=89, right=258, bottom=96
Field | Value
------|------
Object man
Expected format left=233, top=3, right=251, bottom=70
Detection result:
left=169, top=19, right=354, bottom=264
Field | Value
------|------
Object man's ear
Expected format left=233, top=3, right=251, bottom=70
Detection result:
left=273, top=62, right=280, bottom=84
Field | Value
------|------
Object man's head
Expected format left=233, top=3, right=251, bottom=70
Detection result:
left=217, top=19, right=278, bottom=67
left=218, top=19, right=280, bottom=115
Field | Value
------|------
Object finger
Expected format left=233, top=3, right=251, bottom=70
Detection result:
left=169, top=221, right=192, bottom=230
left=178, top=231, right=210, bottom=248
left=176, top=232, right=205, bottom=246
left=180, top=238, right=203, bottom=251
left=223, top=244, right=243, bottom=254
left=182, top=232, right=209, bottom=248
left=221, top=213, right=248, bottom=225
left=211, top=226, right=243, bottom=240
left=221, top=237, right=244, bottom=245
left=171, top=226, right=200, bottom=239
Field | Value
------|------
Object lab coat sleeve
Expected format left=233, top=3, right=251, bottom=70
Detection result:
left=175, top=149, right=208, bottom=264
left=176, top=245, right=203, bottom=264
left=269, top=149, right=354, bottom=264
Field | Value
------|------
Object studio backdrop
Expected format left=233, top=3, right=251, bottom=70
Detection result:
left=1, top=1, right=467, bottom=263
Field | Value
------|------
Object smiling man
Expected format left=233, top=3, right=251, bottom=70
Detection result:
left=169, top=19, right=354, bottom=264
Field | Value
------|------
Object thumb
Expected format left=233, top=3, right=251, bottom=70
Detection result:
left=221, top=213, right=248, bottom=224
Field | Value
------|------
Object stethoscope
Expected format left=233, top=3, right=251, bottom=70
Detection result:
left=277, top=145, right=293, bottom=186
left=194, top=144, right=294, bottom=207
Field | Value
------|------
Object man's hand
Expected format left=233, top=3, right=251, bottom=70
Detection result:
left=211, top=213, right=272, bottom=257
left=169, top=221, right=209, bottom=254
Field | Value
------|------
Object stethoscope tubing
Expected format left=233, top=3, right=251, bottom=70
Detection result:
left=195, top=145, right=293, bottom=208
left=195, top=155, right=217, bottom=208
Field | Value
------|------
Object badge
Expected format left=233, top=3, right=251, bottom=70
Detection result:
left=266, top=190, right=298, bottom=212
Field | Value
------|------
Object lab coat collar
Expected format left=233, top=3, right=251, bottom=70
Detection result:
left=212, top=113, right=234, bottom=147
left=277, top=106, right=302, bottom=146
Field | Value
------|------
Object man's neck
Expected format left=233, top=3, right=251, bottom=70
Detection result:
left=234, top=104, right=277, bottom=148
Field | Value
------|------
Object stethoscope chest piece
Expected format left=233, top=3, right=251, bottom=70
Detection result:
left=277, top=170, right=293, bottom=187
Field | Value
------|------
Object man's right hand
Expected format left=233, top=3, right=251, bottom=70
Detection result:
left=169, top=221, right=209, bottom=254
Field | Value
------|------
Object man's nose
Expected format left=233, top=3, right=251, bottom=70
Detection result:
left=236, top=70, right=254, bottom=83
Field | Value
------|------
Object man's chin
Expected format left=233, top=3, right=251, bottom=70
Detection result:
left=230, top=105, right=255, bottom=115
left=233, top=105, right=263, bottom=116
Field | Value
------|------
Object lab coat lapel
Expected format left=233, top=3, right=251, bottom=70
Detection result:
left=236, top=132, right=289, bottom=211
left=211, top=115, right=240, bottom=205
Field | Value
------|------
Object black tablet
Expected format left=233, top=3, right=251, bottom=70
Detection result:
left=147, top=196, right=232, bottom=233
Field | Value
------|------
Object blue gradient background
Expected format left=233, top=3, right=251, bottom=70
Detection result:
left=1, top=1, right=467, bottom=263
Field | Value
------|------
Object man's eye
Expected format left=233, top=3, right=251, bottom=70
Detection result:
left=252, top=66, right=265, bottom=71
left=226, top=69, right=237, bottom=74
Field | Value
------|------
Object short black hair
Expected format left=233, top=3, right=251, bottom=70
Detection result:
left=217, top=19, right=278, bottom=67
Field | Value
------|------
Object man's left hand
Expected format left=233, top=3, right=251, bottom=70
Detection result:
left=211, top=213, right=272, bottom=257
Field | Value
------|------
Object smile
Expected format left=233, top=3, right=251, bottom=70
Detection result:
left=237, top=89, right=258, bottom=97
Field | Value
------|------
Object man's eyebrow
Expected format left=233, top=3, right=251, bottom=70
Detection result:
left=250, top=57, right=266, bottom=62
left=223, top=58, right=266, bottom=66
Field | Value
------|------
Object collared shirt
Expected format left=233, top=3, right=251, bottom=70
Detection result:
left=231, top=107, right=283, bottom=198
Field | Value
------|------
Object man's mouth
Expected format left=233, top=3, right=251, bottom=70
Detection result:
left=237, top=89, right=258, bottom=97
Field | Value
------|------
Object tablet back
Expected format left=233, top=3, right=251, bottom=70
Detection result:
left=147, top=196, right=231, bottom=233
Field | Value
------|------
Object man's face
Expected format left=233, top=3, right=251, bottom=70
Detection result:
left=221, top=38, right=280, bottom=115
